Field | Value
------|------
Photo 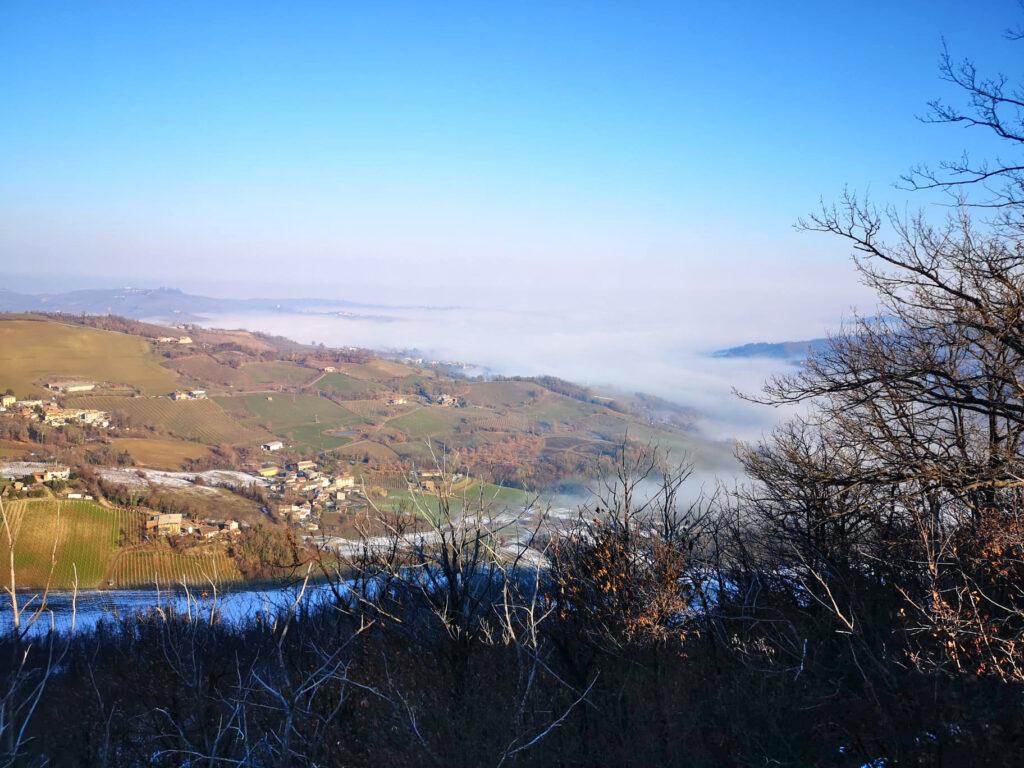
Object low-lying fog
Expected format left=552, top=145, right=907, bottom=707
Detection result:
left=200, top=293, right=828, bottom=447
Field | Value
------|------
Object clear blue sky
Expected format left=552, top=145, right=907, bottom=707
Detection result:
left=0, top=1, right=1018, bottom=313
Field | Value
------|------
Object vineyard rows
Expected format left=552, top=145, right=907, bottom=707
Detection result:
left=68, top=396, right=263, bottom=445
left=110, top=550, right=241, bottom=588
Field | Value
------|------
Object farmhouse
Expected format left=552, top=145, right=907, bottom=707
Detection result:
left=288, top=460, right=317, bottom=472
left=388, top=397, right=408, bottom=405
left=145, top=512, right=183, bottom=534
left=44, top=380, right=96, bottom=394
left=0, top=395, right=15, bottom=410
left=333, top=474, right=355, bottom=489
left=261, top=440, right=284, bottom=452
left=155, top=336, right=176, bottom=343
left=42, top=405, right=110, bottom=428
left=177, top=336, right=193, bottom=345
left=169, top=390, right=206, bottom=401
left=34, top=466, right=70, bottom=483
left=196, top=524, right=221, bottom=540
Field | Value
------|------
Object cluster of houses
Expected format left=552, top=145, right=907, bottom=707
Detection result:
left=1, top=465, right=72, bottom=495
left=435, top=393, right=460, bottom=407
left=0, top=394, right=110, bottom=429
left=258, top=460, right=359, bottom=530
left=144, top=511, right=244, bottom=539
left=411, top=468, right=463, bottom=493
left=169, top=389, right=207, bottom=400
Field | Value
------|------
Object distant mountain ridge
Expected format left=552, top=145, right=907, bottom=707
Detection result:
left=712, top=338, right=831, bottom=361
left=0, top=287, right=451, bottom=321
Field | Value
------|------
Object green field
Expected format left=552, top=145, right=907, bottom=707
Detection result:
left=0, top=499, right=242, bottom=589
left=388, top=408, right=461, bottom=438
left=373, top=480, right=533, bottom=519
left=317, top=372, right=380, bottom=397
left=67, top=396, right=265, bottom=445
left=239, top=361, right=318, bottom=388
left=0, top=318, right=179, bottom=396
left=338, top=359, right=419, bottom=381
left=464, top=381, right=541, bottom=408
left=216, top=393, right=361, bottom=451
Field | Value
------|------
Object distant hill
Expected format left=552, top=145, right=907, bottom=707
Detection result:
left=712, top=338, right=830, bottom=362
left=0, top=287, right=446, bottom=322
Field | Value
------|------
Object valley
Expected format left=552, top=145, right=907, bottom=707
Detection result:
left=0, top=312, right=728, bottom=589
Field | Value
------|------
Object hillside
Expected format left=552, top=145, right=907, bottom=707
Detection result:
left=1, top=498, right=242, bottom=589
left=0, top=286, right=445, bottom=321
left=0, top=317, right=179, bottom=395
left=711, top=337, right=830, bottom=361
left=0, top=314, right=729, bottom=488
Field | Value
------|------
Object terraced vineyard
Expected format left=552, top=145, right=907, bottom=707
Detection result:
left=0, top=499, right=243, bottom=589
left=67, top=395, right=267, bottom=445
left=475, top=413, right=532, bottom=431
left=1, top=500, right=137, bottom=588
left=110, top=549, right=241, bottom=588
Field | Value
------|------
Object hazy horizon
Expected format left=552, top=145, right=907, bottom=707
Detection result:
left=3, top=1, right=1020, bottom=444
left=3, top=2, right=1017, bottom=329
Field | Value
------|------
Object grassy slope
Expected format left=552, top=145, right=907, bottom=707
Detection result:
left=317, top=372, right=380, bottom=397
left=108, top=437, right=212, bottom=469
left=216, top=393, right=361, bottom=451
left=388, top=408, right=462, bottom=438
left=373, top=480, right=533, bottom=518
left=0, top=318, right=178, bottom=396
left=68, top=395, right=265, bottom=445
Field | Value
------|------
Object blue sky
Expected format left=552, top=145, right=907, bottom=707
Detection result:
left=0, top=1, right=1018, bottom=322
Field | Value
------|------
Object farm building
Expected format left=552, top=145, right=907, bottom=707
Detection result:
left=145, top=512, right=183, bottom=534
left=43, top=466, right=70, bottom=482
left=170, top=390, right=207, bottom=401
left=257, top=465, right=281, bottom=478
left=0, top=394, right=15, bottom=410
left=44, top=380, right=96, bottom=393
left=261, top=440, right=284, bottom=452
